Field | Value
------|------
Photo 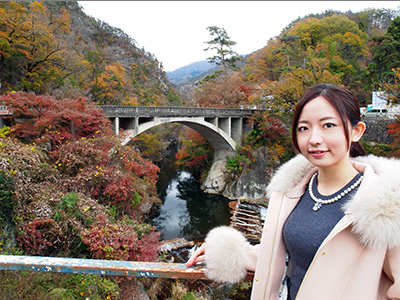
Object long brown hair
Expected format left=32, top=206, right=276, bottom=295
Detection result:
left=291, top=84, right=366, bottom=157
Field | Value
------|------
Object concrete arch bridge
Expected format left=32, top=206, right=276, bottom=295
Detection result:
left=100, top=106, right=258, bottom=161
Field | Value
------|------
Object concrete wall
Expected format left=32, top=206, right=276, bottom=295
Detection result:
left=362, top=118, right=396, bottom=144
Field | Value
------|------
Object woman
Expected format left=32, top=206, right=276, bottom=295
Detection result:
left=186, top=84, right=400, bottom=300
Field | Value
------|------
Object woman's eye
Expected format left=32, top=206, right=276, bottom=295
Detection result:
left=324, top=123, right=335, bottom=128
left=298, top=126, right=308, bottom=132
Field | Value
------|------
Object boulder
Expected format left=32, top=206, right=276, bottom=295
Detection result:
left=201, top=159, right=227, bottom=194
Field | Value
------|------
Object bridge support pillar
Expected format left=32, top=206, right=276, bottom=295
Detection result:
left=114, top=117, right=120, bottom=135
left=214, top=149, right=236, bottom=162
left=231, top=118, right=242, bottom=144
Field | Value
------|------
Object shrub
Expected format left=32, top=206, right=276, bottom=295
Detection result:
left=0, top=91, right=112, bottom=147
left=0, top=271, right=120, bottom=300
left=16, top=219, right=66, bottom=256
left=246, top=113, right=289, bottom=148
left=82, top=215, right=161, bottom=262
left=361, top=140, right=394, bottom=157
left=387, top=119, right=400, bottom=157
left=0, top=170, right=15, bottom=225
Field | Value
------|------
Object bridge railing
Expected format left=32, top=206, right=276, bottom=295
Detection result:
left=100, top=105, right=259, bottom=117
left=0, top=255, right=254, bottom=281
left=0, top=105, right=259, bottom=118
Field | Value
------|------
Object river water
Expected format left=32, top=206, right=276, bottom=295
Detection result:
left=148, top=146, right=231, bottom=241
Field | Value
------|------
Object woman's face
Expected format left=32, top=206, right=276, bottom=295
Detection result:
left=296, top=96, right=352, bottom=170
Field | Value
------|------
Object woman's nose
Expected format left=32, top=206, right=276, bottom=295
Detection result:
left=309, top=129, right=323, bottom=145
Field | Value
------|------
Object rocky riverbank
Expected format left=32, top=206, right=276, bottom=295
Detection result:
left=202, top=146, right=282, bottom=203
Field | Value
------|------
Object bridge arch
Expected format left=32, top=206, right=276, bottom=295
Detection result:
left=101, top=106, right=256, bottom=162
left=121, top=117, right=238, bottom=161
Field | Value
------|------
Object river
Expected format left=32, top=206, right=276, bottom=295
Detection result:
left=148, top=146, right=231, bottom=241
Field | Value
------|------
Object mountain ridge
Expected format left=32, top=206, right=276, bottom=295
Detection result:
left=166, top=60, right=217, bottom=85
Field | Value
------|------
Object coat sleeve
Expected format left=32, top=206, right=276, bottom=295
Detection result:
left=203, top=226, right=259, bottom=283
left=384, top=245, right=400, bottom=299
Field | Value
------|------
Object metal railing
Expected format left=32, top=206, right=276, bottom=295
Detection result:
left=0, top=255, right=254, bottom=281
left=99, top=105, right=258, bottom=118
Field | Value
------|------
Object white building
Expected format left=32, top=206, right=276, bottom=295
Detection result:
left=371, top=91, right=400, bottom=118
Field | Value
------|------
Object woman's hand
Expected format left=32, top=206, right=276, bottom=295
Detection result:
left=185, top=243, right=206, bottom=267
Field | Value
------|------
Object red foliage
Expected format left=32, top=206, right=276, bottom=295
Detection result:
left=246, top=113, right=289, bottom=147
left=51, top=138, right=160, bottom=218
left=50, top=137, right=111, bottom=176
left=1, top=91, right=112, bottom=147
left=82, top=215, right=161, bottom=262
left=387, top=120, right=400, bottom=157
left=16, top=219, right=64, bottom=256
left=236, top=83, right=252, bottom=98
left=119, top=147, right=159, bottom=183
left=175, top=129, right=213, bottom=177
left=103, top=172, right=139, bottom=214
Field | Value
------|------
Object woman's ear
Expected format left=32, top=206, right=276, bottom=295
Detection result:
left=352, top=121, right=366, bottom=142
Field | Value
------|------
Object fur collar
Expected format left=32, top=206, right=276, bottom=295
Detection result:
left=266, top=154, right=400, bottom=249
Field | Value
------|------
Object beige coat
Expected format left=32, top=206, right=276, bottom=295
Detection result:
left=204, top=155, right=400, bottom=300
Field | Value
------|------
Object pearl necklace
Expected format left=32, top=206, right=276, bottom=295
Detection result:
left=309, top=173, right=363, bottom=211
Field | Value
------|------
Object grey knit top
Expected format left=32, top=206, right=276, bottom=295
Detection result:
left=282, top=172, right=363, bottom=299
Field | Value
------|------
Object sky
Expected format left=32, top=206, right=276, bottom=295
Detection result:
left=78, top=1, right=400, bottom=72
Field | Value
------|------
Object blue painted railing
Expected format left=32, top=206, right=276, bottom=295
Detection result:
left=0, top=255, right=254, bottom=281
left=0, top=255, right=205, bottom=279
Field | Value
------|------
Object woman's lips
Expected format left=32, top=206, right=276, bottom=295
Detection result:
left=309, top=150, right=328, bottom=157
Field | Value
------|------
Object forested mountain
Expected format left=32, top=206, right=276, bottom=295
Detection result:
left=167, top=60, right=217, bottom=85
left=188, top=8, right=399, bottom=113
left=0, top=1, right=181, bottom=106
left=240, top=8, right=399, bottom=104
left=2, top=2, right=396, bottom=111
left=179, top=8, right=400, bottom=175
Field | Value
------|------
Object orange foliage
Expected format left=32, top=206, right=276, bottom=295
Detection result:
left=192, top=75, right=253, bottom=108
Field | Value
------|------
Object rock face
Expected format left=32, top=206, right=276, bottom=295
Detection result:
left=223, top=147, right=276, bottom=201
left=202, top=147, right=281, bottom=201
left=201, top=159, right=227, bottom=194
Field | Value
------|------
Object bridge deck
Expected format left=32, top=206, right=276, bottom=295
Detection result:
left=100, top=105, right=258, bottom=118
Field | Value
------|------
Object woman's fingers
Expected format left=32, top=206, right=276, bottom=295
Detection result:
left=186, top=243, right=206, bottom=267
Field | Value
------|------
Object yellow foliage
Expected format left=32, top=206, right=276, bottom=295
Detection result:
left=121, top=96, right=139, bottom=106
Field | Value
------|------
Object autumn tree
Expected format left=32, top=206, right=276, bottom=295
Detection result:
left=0, top=1, right=79, bottom=93
left=204, top=26, right=239, bottom=74
left=248, top=56, right=341, bottom=123
left=352, top=8, right=398, bottom=38
left=0, top=2, right=181, bottom=106
left=366, top=16, right=400, bottom=97
left=175, top=128, right=213, bottom=179
left=285, top=14, right=369, bottom=89
left=240, top=37, right=286, bottom=83
left=0, top=92, right=161, bottom=259
left=131, top=129, right=167, bottom=163
left=192, top=75, right=253, bottom=108
left=387, top=119, right=400, bottom=157
left=241, top=13, right=368, bottom=120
